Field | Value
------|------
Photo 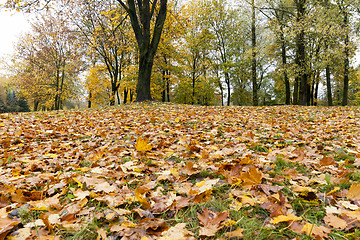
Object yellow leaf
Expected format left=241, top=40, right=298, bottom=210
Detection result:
left=170, top=168, right=179, bottom=177
left=135, top=137, right=153, bottom=152
left=121, top=221, right=136, bottom=228
left=270, top=214, right=302, bottom=224
left=73, top=178, right=83, bottom=188
left=196, top=181, right=205, bottom=187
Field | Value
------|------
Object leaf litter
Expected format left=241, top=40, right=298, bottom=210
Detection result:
left=0, top=103, right=360, bottom=239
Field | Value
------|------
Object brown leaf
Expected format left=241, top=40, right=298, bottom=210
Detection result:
left=159, top=223, right=194, bottom=240
left=0, top=216, right=20, bottom=240
left=301, top=223, right=331, bottom=239
left=324, top=213, right=347, bottom=230
left=320, top=156, right=336, bottom=166
left=197, top=208, right=228, bottom=236
left=224, top=227, right=244, bottom=238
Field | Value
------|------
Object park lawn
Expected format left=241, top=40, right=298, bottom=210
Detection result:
left=0, top=103, right=360, bottom=239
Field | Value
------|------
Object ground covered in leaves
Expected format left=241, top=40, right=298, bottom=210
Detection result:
left=1, top=103, right=360, bottom=240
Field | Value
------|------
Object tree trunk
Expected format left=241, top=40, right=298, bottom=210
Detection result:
left=130, top=89, right=134, bottom=102
left=295, top=0, right=308, bottom=106
left=326, top=64, right=333, bottom=106
left=88, top=92, right=92, bottom=108
left=225, top=72, right=231, bottom=106
left=118, top=0, right=167, bottom=102
left=251, top=0, right=258, bottom=106
left=166, top=77, right=170, bottom=102
left=314, top=77, right=319, bottom=106
left=34, top=99, right=39, bottom=112
left=293, top=78, right=299, bottom=105
left=124, top=88, right=128, bottom=104
left=342, top=12, right=349, bottom=106
left=281, top=35, right=290, bottom=105
left=136, top=51, right=154, bottom=101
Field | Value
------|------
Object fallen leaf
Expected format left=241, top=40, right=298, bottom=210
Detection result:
left=239, top=167, right=262, bottom=187
left=270, top=214, right=302, bottom=224
left=0, top=216, right=20, bottom=240
left=301, top=223, right=331, bottom=239
left=197, top=208, right=228, bottom=236
left=135, top=137, right=153, bottom=152
left=225, top=227, right=244, bottom=238
left=159, top=223, right=194, bottom=240
left=324, top=213, right=347, bottom=230
left=346, top=183, right=360, bottom=201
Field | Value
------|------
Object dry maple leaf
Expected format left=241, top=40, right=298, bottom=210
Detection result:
left=135, top=137, right=153, bottom=152
left=239, top=166, right=262, bottom=187
left=301, top=223, right=331, bottom=239
left=324, top=213, right=347, bottom=230
left=197, top=207, right=229, bottom=237
left=159, top=223, right=194, bottom=240
left=225, top=227, right=244, bottom=238
left=346, top=183, right=360, bottom=201
left=320, top=156, right=336, bottom=166
left=0, top=216, right=20, bottom=240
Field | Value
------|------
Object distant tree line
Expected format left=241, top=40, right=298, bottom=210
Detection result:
left=0, top=90, right=30, bottom=113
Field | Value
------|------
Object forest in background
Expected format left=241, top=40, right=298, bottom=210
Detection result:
left=1, top=0, right=360, bottom=112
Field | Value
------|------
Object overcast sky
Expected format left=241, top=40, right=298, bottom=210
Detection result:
left=0, top=6, right=31, bottom=58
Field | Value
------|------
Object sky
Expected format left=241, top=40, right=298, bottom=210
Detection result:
left=0, top=6, right=31, bottom=58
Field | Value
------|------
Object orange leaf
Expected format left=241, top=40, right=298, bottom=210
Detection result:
left=240, top=166, right=262, bottom=186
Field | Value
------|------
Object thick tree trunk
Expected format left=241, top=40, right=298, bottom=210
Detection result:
left=293, top=78, right=299, bottom=105
left=136, top=50, right=154, bottom=102
left=34, top=99, right=39, bottom=112
left=118, top=0, right=167, bottom=102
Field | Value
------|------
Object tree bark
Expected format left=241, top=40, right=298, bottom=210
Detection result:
left=117, top=0, right=167, bottom=102
left=280, top=32, right=290, bottom=105
left=295, top=0, right=308, bottom=106
left=326, top=64, right=333, bottom=106
left=124, top=88, right=128, bottom=104
left=342, top=12, right=349, bottom=106
left=251, top=0, right=258, bottom=106
left=88, top=92, right=92, bottom=108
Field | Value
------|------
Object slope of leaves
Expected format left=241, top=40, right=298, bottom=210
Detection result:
left=1, top=103, right=360, bottom=239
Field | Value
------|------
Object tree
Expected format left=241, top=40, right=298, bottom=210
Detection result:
left=200, top=0, right=243, bottom=106
left=6, top=0, right=168, bottom=103
left=117, top=0, right=168, bottom=102
left=71, top=0, right=134, bottom=106
left=10, top=11, right=83, bottom=110
left=264, top=0, right=293, bottom=105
